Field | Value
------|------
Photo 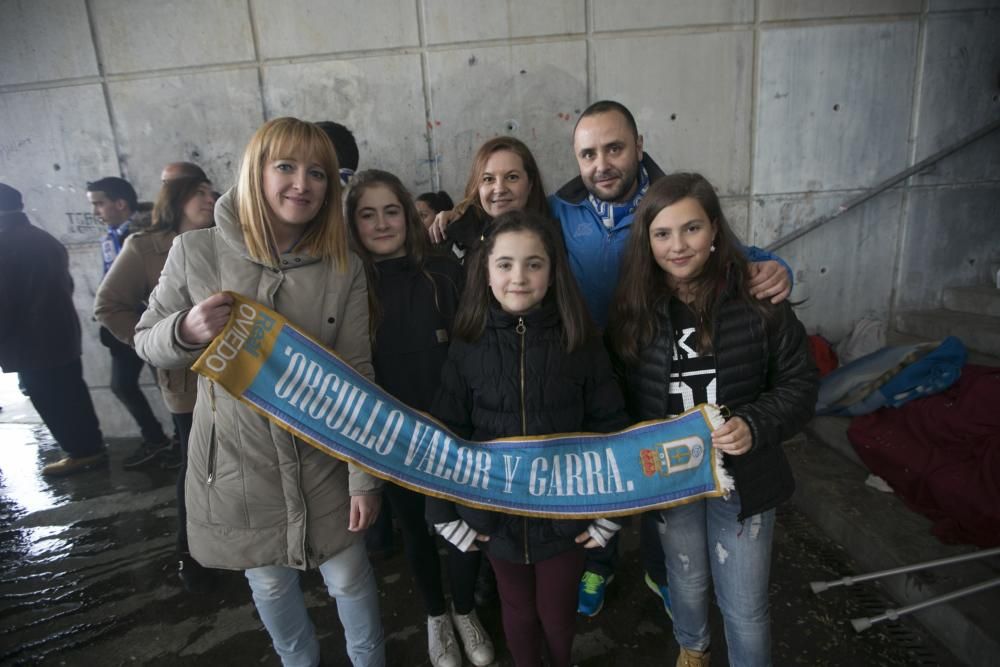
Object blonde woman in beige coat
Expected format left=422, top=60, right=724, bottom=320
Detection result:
left=134, top=118, right=384, bottom=667
left=94, top=175, right=215, bottom=591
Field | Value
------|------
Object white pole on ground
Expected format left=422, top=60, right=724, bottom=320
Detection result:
left=809, top=546, right=1000, bottom=593
left=850, top=577, right=1000, bottom=632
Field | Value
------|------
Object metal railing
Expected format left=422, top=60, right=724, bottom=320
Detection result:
left=766, top=117, right=1000, bottom=252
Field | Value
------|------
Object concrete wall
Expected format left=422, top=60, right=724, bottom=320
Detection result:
left=2, top=0, right=998, bottom=436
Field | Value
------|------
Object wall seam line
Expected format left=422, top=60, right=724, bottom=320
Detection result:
left=82, top=0, right=125, bottom=179
left=416, top=0, right=438, bottom=190
left=246, top=0, right=267, bottom=122
left=889, top=0, right=931, bottom=322
left=748, top=0, right=761, bottom=245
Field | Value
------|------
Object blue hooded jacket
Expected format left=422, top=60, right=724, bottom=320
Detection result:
left=548, top=153, right=790, bottom=328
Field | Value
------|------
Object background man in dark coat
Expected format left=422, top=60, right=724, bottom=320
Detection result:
left=0, top=182, right=106, bottom=476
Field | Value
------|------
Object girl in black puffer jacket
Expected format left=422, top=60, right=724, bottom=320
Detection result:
left=429, top=211, right=629, bottom=667
left=608, top=173, right=818, bottom=667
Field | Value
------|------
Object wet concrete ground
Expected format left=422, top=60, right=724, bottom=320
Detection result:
left=0, top=375, right=961, bottom=666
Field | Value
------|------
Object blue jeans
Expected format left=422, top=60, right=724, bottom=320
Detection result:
left=244, top=540, right=385, bottom=667
left=658, top=495, right=775, bottom=667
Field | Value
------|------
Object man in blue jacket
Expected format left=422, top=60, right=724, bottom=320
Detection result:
left=549, top=100, right=791, bottom=330
left=548, top=101, right=793, bottom=618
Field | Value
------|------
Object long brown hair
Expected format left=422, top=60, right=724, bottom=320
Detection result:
left=345, top=169, right=447, bottom=337
left=609, top=172, right=767, bottom=365
left=151, top=176, right=211, bottom=233
left=455, top=136, right=549, bottom=218
left=234, top=117, right=346, bottom=269
left=454, top=210, right=592, bottom=352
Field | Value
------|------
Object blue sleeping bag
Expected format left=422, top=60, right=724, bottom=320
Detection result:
left=816, top=336, right=967, bottom=416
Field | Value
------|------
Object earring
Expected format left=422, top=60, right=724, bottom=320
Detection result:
left=710, top=244, right=716, bottom=253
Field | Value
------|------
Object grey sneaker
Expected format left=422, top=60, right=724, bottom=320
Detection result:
left=452, top=608, right=494, bottom=667
left=427, top=613, right=461, bottom=667
left=123, top=438, right=171, bottom=469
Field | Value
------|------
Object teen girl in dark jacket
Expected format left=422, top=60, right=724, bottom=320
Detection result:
left=346, top=170, right=492, bottom=667
left=608, top=173, right=818, bottom=667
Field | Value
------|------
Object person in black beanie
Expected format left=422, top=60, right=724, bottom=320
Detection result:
left=0, top=183, right=107, bottom=476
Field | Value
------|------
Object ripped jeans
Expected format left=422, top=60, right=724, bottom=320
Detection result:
left=658, top=494, right=775, bottom=667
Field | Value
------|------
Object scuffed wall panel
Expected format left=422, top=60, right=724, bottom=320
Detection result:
left=109, top=69, right=264, bottom=197
left=593, top=30, right=753, bottom=196
left=755, top=21, right=918, bottom=194
left=252, top=0, right=419, bottom=59
left=427, top=41, right=587, bottom=200
left=911, top=12, right=1000, bottom=185
left=0, top=86, right=118, bottom=245
left=90, top=0, right=254, bottom=74
left=0, top=0, right=98, bottom=86
left=594, top=0, right=752, bottom=30
left=753, top=190, right=903, bottom=340
left=263, top=54, right=430, bottom=191
left=759, top=0, right=921, bottom=20
left=896, top=185, right=1000, bottom=310
left=721, top=197, right=751, bottom=242
left=424, top=0, right=583, bottom=44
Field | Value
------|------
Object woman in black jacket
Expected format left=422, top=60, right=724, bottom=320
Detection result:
left=608, top=173, right=818, bottom=667
left=430, top=210, right=629, bottom=667
left=346, top=170, right=490, bottom=667
left=426, top=136, right=553, bottom=258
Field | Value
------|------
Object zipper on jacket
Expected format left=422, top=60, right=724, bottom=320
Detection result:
left=517, top=317, right=527, bottom=435
left=517, top=316, right=529, bottom=563
left=206, top=381, right=218, bottom=485
left=292, top=435, right=310, bottom=567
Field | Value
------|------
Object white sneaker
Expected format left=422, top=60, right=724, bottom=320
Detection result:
left=427, top=614, right=461, bottom=667
left=452, top=608, right=495, bottom=666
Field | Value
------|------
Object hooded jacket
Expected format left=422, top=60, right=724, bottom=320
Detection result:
left=548, top=153, right=790, bottom=328
left=94, top=229, right=197, bottom=413
left=133, top=189, right=380, bottom=571
left=429, top=301, right=628, bottom=563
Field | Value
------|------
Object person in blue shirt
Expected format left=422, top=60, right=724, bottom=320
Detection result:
left=86, top=177, right=171, bottom=468
left=549, top=101, right=791, bottom=330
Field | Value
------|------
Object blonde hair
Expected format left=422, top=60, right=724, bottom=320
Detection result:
left=235, top=117, right=347, bottom=268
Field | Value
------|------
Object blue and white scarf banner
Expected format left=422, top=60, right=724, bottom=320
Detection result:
left=192, top=293, right=734, bottom=519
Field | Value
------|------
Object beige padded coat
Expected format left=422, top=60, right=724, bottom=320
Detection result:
left=134, top=190, right=381, bottom=571
left=94, top=229, right=197, bottom=413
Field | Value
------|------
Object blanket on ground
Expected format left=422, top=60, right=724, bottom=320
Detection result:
left=848, top=365, right=1000, bottom=547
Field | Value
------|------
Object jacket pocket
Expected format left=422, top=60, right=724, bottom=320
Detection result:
left=206, top=422, right=218, bottom=485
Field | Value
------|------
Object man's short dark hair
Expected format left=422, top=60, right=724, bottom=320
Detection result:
left=86, top=177, right=138, bottom=211
left=575, top=100, right=639, bottom=139
left=315, top=121, right=359, bottom=171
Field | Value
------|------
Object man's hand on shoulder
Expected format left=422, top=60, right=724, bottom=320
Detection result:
left=749, top=260, right=791, bottom=304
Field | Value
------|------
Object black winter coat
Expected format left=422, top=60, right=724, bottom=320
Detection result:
left=0, top=212, right=82, bottom=372
left=621, top=293, right=818, bottom=520
left=371, top=254, right=463, bottom=412
left=429, top=301, right=629, bottom=563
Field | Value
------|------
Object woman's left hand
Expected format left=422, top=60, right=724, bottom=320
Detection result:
left=348, top=494, right=382, bottom=532
left=712, top=416, right=753, bottom=456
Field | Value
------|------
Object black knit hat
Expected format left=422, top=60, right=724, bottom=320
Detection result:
left=0, top=183, right=24, bottom=211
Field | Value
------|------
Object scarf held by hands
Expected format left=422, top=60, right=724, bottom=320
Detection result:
left=192, top=293, right=734, bottom=518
